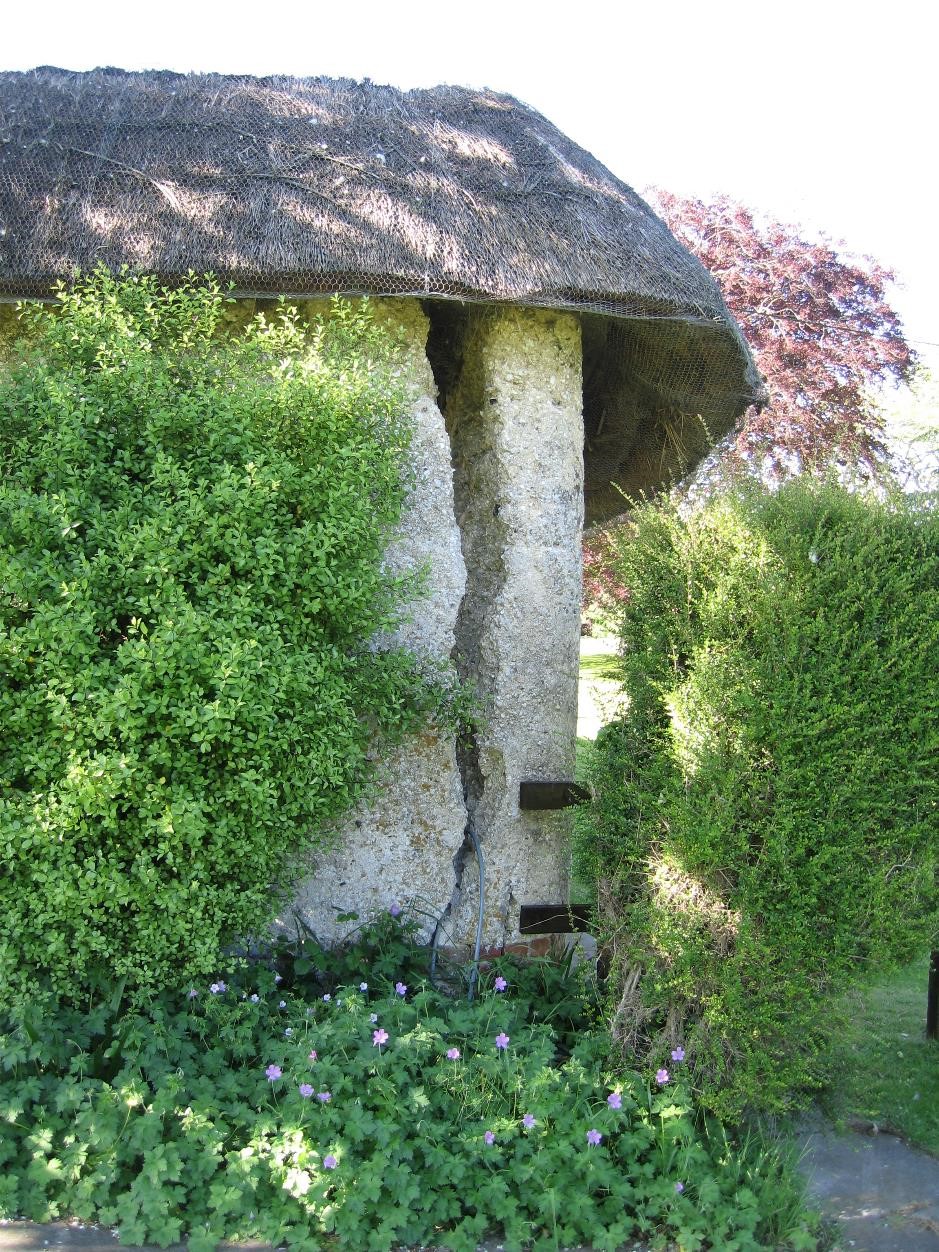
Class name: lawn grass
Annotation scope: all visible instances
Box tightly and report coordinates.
[578,649,621,682]
[568,736,598,906]
[818,952,939,1155]
[571,645,610,907]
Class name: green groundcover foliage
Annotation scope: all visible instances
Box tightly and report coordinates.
[0,270,453,1005]
[581,481,939,1121]
[0,912,822,1252]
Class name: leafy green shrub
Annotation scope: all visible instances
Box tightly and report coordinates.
[581,481,939,1120]
[0,270,451,1005]
[0,912,821,1251]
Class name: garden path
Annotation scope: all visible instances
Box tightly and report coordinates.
[794,1115,939,1250]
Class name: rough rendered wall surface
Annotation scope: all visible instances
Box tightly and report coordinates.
[444,307,584,950]
[285,299,469,942]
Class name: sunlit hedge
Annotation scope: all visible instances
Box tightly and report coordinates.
[581,481,939,1119]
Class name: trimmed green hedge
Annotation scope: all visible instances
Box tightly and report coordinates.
[0,271,449,1004]
[581,481,939,1119]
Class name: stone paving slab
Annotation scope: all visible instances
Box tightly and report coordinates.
[795,1120,939,1251]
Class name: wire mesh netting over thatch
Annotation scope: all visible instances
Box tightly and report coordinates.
[0,67,764,521]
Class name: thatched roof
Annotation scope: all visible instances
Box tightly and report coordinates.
[0,67,764,520]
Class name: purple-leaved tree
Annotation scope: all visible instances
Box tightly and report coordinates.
[653,190,917,478]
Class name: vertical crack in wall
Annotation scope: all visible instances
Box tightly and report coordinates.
[425,304,503,952]
[424,301,584,954]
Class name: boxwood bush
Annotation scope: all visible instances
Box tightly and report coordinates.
[0,271,450,1005]
[580,481,939,1120]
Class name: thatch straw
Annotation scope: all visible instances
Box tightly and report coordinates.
[0,68,764,518]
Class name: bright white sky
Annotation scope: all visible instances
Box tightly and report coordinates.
[5,0,938,378]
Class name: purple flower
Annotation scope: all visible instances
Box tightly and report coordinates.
[370,1013,379,1024]
[495,1032,510,1050]
[279,1000,287,1009]
[394,982,407,997]
[359,982,368,992]
[298,1083,314,1099]
[522,1114,536,1129]
[284,1028,293,1037]
[655,1068,670,1086]
[671,1046,685,1063]
[209,981,226,994]
[607,1091,622,1110]
[274,973,283,984]
[249,993,260,1004]
[389,903,402,917]
[373,1028,389,1047]
[586,1128,602,1146]
[446,1047,461,1060]
[187,988,199,999]
[484,1130,496,1146]
[322,994,330,1003]
[317,1091,331,1103]
[308,1049,318,1062]
[674,1181,685,1194]
[265,1064,282,1082]
[493,976,508,992]
[323,1154,337,1170]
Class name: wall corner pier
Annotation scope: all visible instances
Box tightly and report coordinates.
[442,306,584,953]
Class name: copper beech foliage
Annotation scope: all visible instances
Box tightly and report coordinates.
[653,191,917,476]
[583,194,918,620]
